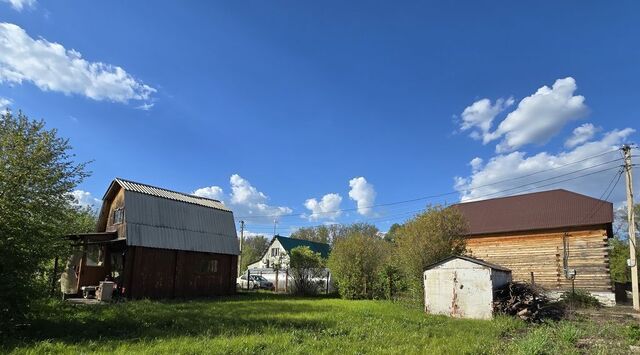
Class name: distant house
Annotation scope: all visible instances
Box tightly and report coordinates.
[64,178,239,299]
[247,235,330,270]
[244,235,332,292]
[454,189,615,305]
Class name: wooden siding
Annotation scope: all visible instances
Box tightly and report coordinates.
[466,225,611,292]
[77,253,110,291]
[96,187,126,237]
[125,246,237,299]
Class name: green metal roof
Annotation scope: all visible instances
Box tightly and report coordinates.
[274,236,330,258]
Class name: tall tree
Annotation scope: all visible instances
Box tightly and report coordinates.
[0,111,89,328]
[290,225,331,244]
[290,223,379,246]
[384,223,402,243]
[394,206,467,303]
[240,235,270,272]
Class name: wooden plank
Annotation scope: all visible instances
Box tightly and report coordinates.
[466,227,612,292]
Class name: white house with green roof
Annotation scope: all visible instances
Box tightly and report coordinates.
[247,235,330,270]
[244,235,333,292]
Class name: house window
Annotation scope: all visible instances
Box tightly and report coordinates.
[112,207,124,225]
[271,248,279,257]
[85,245,104,266]
[199,259,218,274]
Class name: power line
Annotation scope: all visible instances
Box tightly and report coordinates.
[462,159,621,202]
[579,168,624,225]
[235,150,621,220]
[235,149,622,219]
[242,164,622,232]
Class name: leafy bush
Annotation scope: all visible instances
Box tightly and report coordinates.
[288,246,325,295]
[328,229,389,299]
[374,264,405,300]
[559,290,601,308]
[0,111,90,331]
[394,205,467,303]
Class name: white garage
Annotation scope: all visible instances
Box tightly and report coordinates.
[424,255,512,320]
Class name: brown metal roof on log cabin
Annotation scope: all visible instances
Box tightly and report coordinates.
[453,189,613,236]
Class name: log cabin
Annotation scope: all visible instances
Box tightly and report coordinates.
[64,178,239,299]
[454,189,615,305]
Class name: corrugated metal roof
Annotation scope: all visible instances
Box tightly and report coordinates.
[424,255,512,272]
[126,223,239,255]
[112,178,230,212]
[454,189,613,236]
[124,190,239,255]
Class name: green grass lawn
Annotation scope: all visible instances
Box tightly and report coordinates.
[2,293,638,354]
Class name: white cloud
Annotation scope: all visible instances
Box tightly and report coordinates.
[0,96,11,107]
[0,23,155,104]
[71,190,101,209]
[136,102,154,111]
[304,193,343,221]
[240,230,269,238]
[482,77,588,153]
[349,177,376,216]
[454,128,635,202]
[192,185,225,201]
[460,97,514,139]
[0,96,10,114]
[469,157,484,173]
[1,0,35,11]
[565,123,599,148]
[193,174,292,223]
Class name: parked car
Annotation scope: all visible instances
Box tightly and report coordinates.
[237,274,275,290]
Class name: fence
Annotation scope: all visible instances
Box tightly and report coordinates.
[246,267,335,293]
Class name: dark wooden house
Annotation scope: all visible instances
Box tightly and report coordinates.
[454,189,615,305]
[65,178,239,299]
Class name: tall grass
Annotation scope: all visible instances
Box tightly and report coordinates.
[2,293,635,354]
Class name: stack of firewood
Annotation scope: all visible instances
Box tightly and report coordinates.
[493,282,564,322]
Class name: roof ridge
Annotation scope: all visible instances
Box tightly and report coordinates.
[115,177,223,203]
[276,235,330,246]
[454,188,592,206]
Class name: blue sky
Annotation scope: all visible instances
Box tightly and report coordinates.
[1,1,638,236]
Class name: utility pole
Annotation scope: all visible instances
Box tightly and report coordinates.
[622,144,639,311]
[238,220,245,277]
[273,219,278,237]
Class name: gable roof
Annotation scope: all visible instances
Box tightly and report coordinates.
[454,189,613,236]
[272,235,331,258]
[97,178,238,255]
[424,255,511,272]
[105,178,231,212]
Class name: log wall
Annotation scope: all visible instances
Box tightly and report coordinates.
[466,225,612,292]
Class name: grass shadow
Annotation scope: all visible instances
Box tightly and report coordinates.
[3,293,338,351]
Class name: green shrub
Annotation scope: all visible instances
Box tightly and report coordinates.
[289,246,325,295]
[328,230,388,299]
[394,206,467,303]
[626,324,640,345]
[559,290,601,308]
[0,111,91,331]
[374,264,405,300]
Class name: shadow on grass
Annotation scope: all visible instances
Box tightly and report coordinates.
[3,293,338,350]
